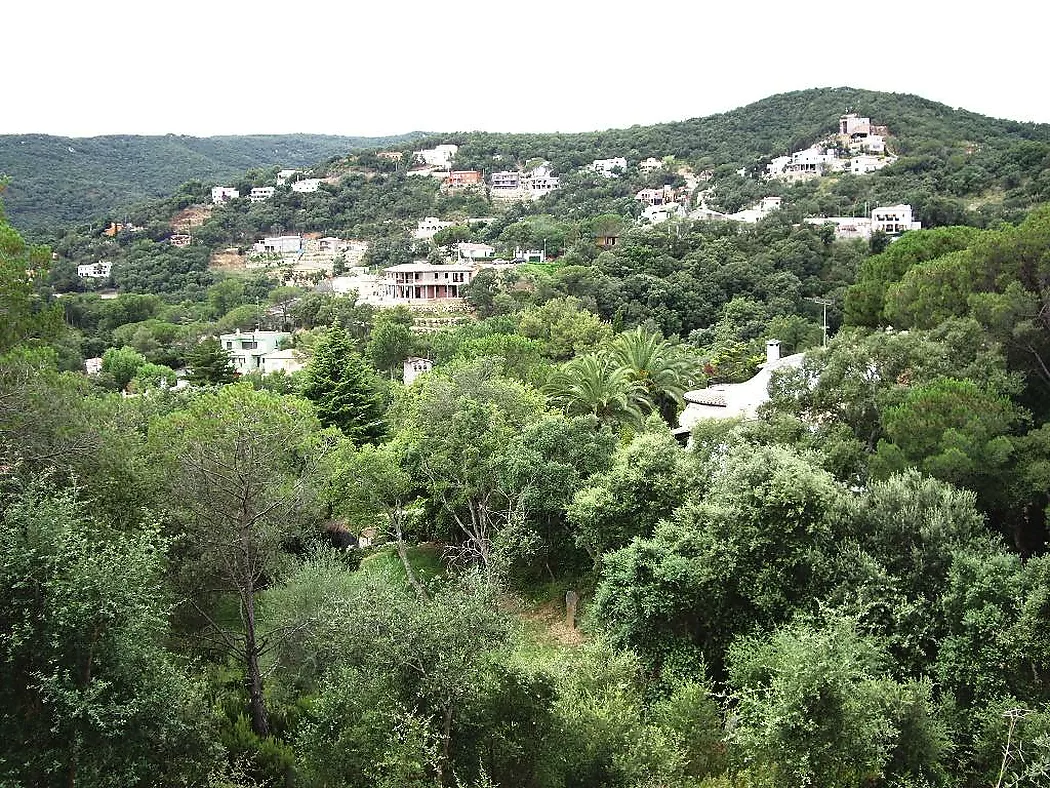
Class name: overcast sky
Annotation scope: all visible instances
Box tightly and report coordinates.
[5,0,1048,138]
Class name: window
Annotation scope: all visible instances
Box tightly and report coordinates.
[241,341,257,350]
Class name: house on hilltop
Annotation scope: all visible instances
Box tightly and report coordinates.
[211,186,240,204]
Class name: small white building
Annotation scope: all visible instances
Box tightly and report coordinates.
[691,205,730,221]
[77,261,112,279]
[85,357,103,375]
[414,144,459,168]
[523,163,559,198]
[211,186,240,204]
[331,272,387,305]
[219,330,291,374]
[728,196,782,224]
[635,186,678,206]
[276,169,300,185]
[871,204,921,236]
[641,203,687,225]
[765,155,792,178]
[259,348,305,375]
[849,154,895,174]
[839,113,872,139]
[638,157,664,174]
[780,146,837,182]
[457,242,496,261]
[679,341,805,428]
[403,357,433,386]
[592,157,627,177]
[250,187,276,202]
[413,217,454,241]
[291,178,322,193]
[804,216,873,240]
[253,235,303,254]
[514,247,546,264]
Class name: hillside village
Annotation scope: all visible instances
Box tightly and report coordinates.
[68,112,919,327]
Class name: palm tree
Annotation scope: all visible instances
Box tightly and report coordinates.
[609,326,704,423]
[543,353,646,427]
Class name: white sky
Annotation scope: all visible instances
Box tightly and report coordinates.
[5,0,1048,138]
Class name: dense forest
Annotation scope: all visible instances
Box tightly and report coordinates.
[5,89,1050,788]
[0,131,428,229]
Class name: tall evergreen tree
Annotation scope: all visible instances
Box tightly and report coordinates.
[304,323,386,445]
[186,337,235,385]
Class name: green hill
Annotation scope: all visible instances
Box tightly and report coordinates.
[434,86,1050,170]
[0,132,429,230]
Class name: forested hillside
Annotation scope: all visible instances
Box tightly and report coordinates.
[0,131,428,229]
[7,86,1050,232]
[6,87,1050,788]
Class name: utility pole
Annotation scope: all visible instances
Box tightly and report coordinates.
[807,296,833,346]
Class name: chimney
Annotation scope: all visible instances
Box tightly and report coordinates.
[766,339,781,365]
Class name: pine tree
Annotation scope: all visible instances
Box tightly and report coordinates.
[186,337,235,385]
[303,323,386,445]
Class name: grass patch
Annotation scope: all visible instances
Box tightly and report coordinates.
[358,542,447,582]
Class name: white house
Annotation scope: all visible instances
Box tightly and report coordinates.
[871,204,921,235]
[849,154,895,174]
[250,187,276,202]
[641,203,687,225]
[635,186,678,206]
[691,205,730,221]
[403,357,433,386]
[592,157,627,177]
[291,178,322,193]
[331,272,387,305]
[804,216,873,240]
[457,242,496,262]
[77,261,112,279]
[276,169,299,185]
[84,357,103,375]
[780,146,837,182]
[728,196,782,223]
[523,163,559,198]
[638,157,664,173]
[383,262,475,302]
[839,113,872,139]
[765,155,792,178]
[414,144,458,168]
[211,186,240,204]
[252,235,303,254]
[219,330,291,374]
[679,340,805,428]
[514,247,546,264]
[413,217,454,241]
[490,171,521,190]
[259,349,305,375]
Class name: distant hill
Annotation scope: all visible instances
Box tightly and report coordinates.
[0,132,429,230]
[433,87,1050,171]
[8,87,1050,234]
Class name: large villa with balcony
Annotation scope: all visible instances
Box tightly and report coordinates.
[382,262,476,302]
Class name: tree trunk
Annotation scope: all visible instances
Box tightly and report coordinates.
[242,587,271,738]
[439,704,454,786]
[392,509,428,601]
